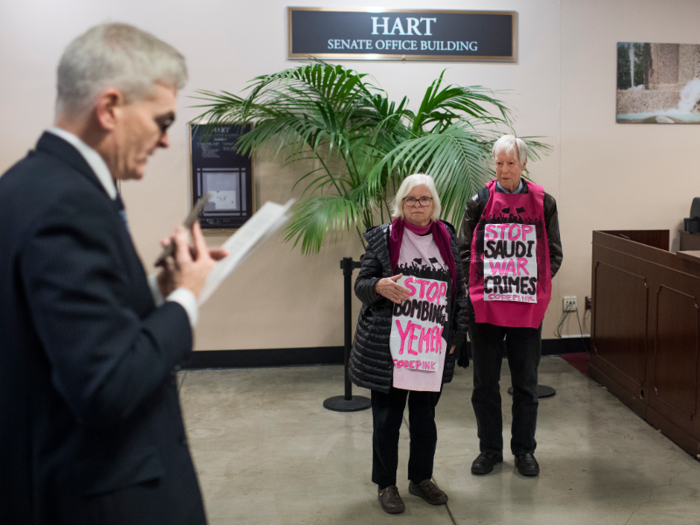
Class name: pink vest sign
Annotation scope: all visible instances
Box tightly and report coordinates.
[389,229,450,392]
[389,275,448,374]
[469,180,551,328]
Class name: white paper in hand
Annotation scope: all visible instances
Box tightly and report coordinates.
[198,199,294,305]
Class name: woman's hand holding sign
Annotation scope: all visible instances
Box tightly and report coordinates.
[376,274,411,304]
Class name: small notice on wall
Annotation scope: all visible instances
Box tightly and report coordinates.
[288,8,516,61]
[190,123,254,230]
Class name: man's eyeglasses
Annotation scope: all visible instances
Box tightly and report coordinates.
[155,112,175,135]
[403,196,433,207]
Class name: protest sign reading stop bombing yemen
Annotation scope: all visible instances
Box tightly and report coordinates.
[389,275,449,372]
[483,222,538,303]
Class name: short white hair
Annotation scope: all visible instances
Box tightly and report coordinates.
[492,135,528,165]
[56,23,188,116]
[391,174,441,221]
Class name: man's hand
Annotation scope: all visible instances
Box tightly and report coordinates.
[156,222,228,298]
[375,273,411,304]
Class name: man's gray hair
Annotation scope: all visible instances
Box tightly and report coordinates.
[56,23,187,115]
[492,135,528,165]
[391,174,442,220]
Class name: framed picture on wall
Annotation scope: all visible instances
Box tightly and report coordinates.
[616,42,700,124]
[189,123,254,230]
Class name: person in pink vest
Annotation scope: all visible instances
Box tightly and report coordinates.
[458,135,563,477]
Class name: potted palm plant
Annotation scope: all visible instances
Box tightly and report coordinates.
[193,62,550,254]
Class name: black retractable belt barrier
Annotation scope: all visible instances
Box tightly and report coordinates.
[323,257,372,412]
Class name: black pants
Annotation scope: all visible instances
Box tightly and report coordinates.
[371,387,442,488]
[469,320,542,456]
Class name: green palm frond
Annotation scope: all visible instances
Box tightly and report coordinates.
[284,195,362,255]
[515,137,554,163]
[368,124,494,223]
[192,62,551,255]
[411,70,512,134]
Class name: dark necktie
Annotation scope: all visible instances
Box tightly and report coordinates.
[114,194,130,233]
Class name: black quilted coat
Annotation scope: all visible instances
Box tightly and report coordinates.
[349,221,469,394]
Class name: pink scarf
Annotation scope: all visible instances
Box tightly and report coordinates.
[389,217,457,300]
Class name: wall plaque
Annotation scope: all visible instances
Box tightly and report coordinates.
[288,8,516,61]
[190,123,254,231]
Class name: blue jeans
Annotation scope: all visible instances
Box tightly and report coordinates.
[469,318,542,455]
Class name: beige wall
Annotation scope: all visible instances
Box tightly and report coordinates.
[559,0,700,337]
[1,0,699,351]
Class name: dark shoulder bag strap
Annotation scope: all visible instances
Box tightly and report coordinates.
[477,186,490,218]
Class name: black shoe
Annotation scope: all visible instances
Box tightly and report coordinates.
[514,454,540,476]
[409,479,448,505]
[378,485,405,514]
[471,451,503,475]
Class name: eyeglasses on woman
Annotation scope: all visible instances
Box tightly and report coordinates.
[403,196,433,207]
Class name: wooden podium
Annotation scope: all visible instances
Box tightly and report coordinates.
[591,230,700,458]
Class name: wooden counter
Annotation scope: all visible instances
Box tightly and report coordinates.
[591,230,700,458]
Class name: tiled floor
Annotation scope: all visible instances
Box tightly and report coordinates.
[179,357,700,524]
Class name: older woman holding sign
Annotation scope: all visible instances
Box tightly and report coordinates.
[458,135,563,478]
[349,174,467,514]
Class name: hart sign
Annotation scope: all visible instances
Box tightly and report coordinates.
[483,223,538,303]
[288,8,516,61]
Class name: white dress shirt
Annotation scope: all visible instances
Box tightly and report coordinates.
[46,127,199,328]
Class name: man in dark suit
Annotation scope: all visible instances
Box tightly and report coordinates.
[0,23,224,524]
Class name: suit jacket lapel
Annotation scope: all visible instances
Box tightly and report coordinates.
[35,132,149,290]
[35,132,108,198]
[35,132,129,231]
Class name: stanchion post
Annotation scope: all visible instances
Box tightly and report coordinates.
[323,257,371,412]
[343,257,353,400]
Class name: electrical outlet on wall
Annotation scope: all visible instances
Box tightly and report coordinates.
[563,296,577,312]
